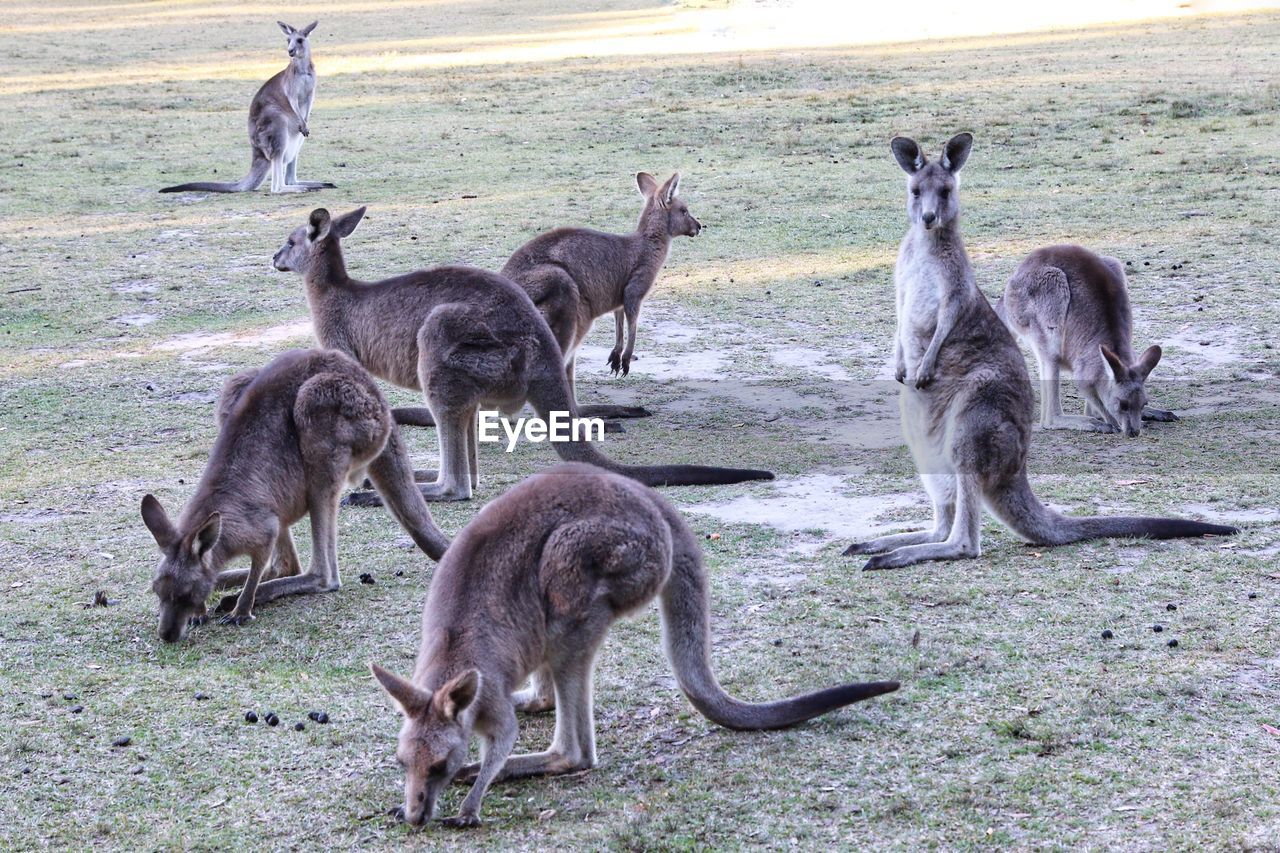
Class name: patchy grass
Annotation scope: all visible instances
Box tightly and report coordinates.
[2,1,1279,849]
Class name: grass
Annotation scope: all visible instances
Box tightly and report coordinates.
[2,1,1279,849]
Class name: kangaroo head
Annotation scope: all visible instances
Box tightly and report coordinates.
[636,172,701,238]
[273,206,366,275]
[278,21,317,61]
[140,495,220,643]
[372,663,481,826]
[890,133,972,231]
[1100,345,1161,437]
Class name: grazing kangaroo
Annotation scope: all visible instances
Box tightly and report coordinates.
[842,134,1236,570]
[997,244,1176,437]
[273,207,771,502]
[371,464,898,827]
[139,349,449,642]
[159,21,335,195]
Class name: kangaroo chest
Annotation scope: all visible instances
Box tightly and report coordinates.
[895,247,948,361]
[286,71,315,116]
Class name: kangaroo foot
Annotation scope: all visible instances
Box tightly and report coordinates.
[439,813,481,829]
[391,407,436,428]
[360,469,438,490]
[342,490,384,508]
[576,404,651,420]
[1142,407,1179,422]
[418,483,471,502]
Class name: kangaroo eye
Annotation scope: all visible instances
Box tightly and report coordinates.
[911,188,920,197]
[938,187,950,198]
[1118,402,1129,412]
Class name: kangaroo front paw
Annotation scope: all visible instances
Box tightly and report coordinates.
[439,813,482,829]
[187,613,208,628]
[219,612,254,627]
[606,349,623,375]
[342,490,384,508]
[913,364,936,389]
[1088,418,1120,434]
[452,763,480,786]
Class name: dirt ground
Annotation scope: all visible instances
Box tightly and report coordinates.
[1,1,1277,848]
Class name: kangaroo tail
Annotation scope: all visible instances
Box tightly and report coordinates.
[365,426,450,560]
[159,155,269,193]
[989,473,1238,545]
[657,511,897,730]
[528,375,773,486]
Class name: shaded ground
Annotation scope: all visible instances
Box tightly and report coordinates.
[1,1,1278,849]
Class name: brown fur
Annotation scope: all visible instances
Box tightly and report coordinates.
[273,206,773,503]
[372,463,897,826]
[139,348,448,642]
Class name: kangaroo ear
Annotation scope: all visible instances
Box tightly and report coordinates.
[941,132,973,173]
[300,21,318,36]
[192,512,221,558]
[636,172,659,198]
[660,173,681,206]
[1135,344,1162,380]
[891,137,925,174]
[309,208,331,241]
[371,663,431,716]
[278,21,295,35]
[332,206,367,238]
[433,669,481,721]
[140,495,177,550]
[1100,345,1127,383]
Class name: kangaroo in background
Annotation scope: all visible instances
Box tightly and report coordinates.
[159,21,335,195]
[272,206,772,503]
[392,172,699,429]
[139,349,449,642]
[371,464,898,827]
[843,133,1236,570]
[996,244,1176,437]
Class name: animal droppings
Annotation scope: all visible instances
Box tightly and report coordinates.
[1153,625,1164,633]
[1101,629,1114,639]
[1167,639,1179,648]
[244,711,258,723]
[359,572,375,585]
[194,692,210,701]
[308,711,330,724]
[112,736,132,748]
[265,713,280,727]
[1248,592,1258,599]
[70,705,84,713]
[1166,603,1177,611]
[294,722,305,732]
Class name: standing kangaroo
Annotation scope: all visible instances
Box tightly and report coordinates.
[997,244,1176,437]
[843,134,1236,570]
[501,171,701,418]
[371,463,898,827]
[271,207,772,503]
[159,21,335,195]
[139,349,449,642]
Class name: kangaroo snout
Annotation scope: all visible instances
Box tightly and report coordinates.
[689,219,703,236]
[921,211,938,228]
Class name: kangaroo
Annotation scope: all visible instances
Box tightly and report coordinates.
[371,463,898,827]
[159,21,335,195]
[271,206,773,503]
[842,134,1236,570]
[139,348,449,642]
[996,244,1176,437]
[392,172,699,429]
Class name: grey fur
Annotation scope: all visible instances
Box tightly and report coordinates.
[997,244,1175,436]
[272,207,773,503]
[842,134,1236,570]
[138,349,449,642]
[159,21,335,194]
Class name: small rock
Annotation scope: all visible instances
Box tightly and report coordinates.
[1248,592,1258,599]
[1167,639,1179,648]
[265,712,280,727]
[294,722,305,732]
[1101,629,1114,640]
[70,705,84,713]
[194,692,210,701]
[63,693,77,701]
[772,639,783,647]
[131,766,144,775]
[394,570,404,577]
[1166,603,1177,611]
[1153,625,1164,633]
[244,711,259,724]
[112,736,132,748]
